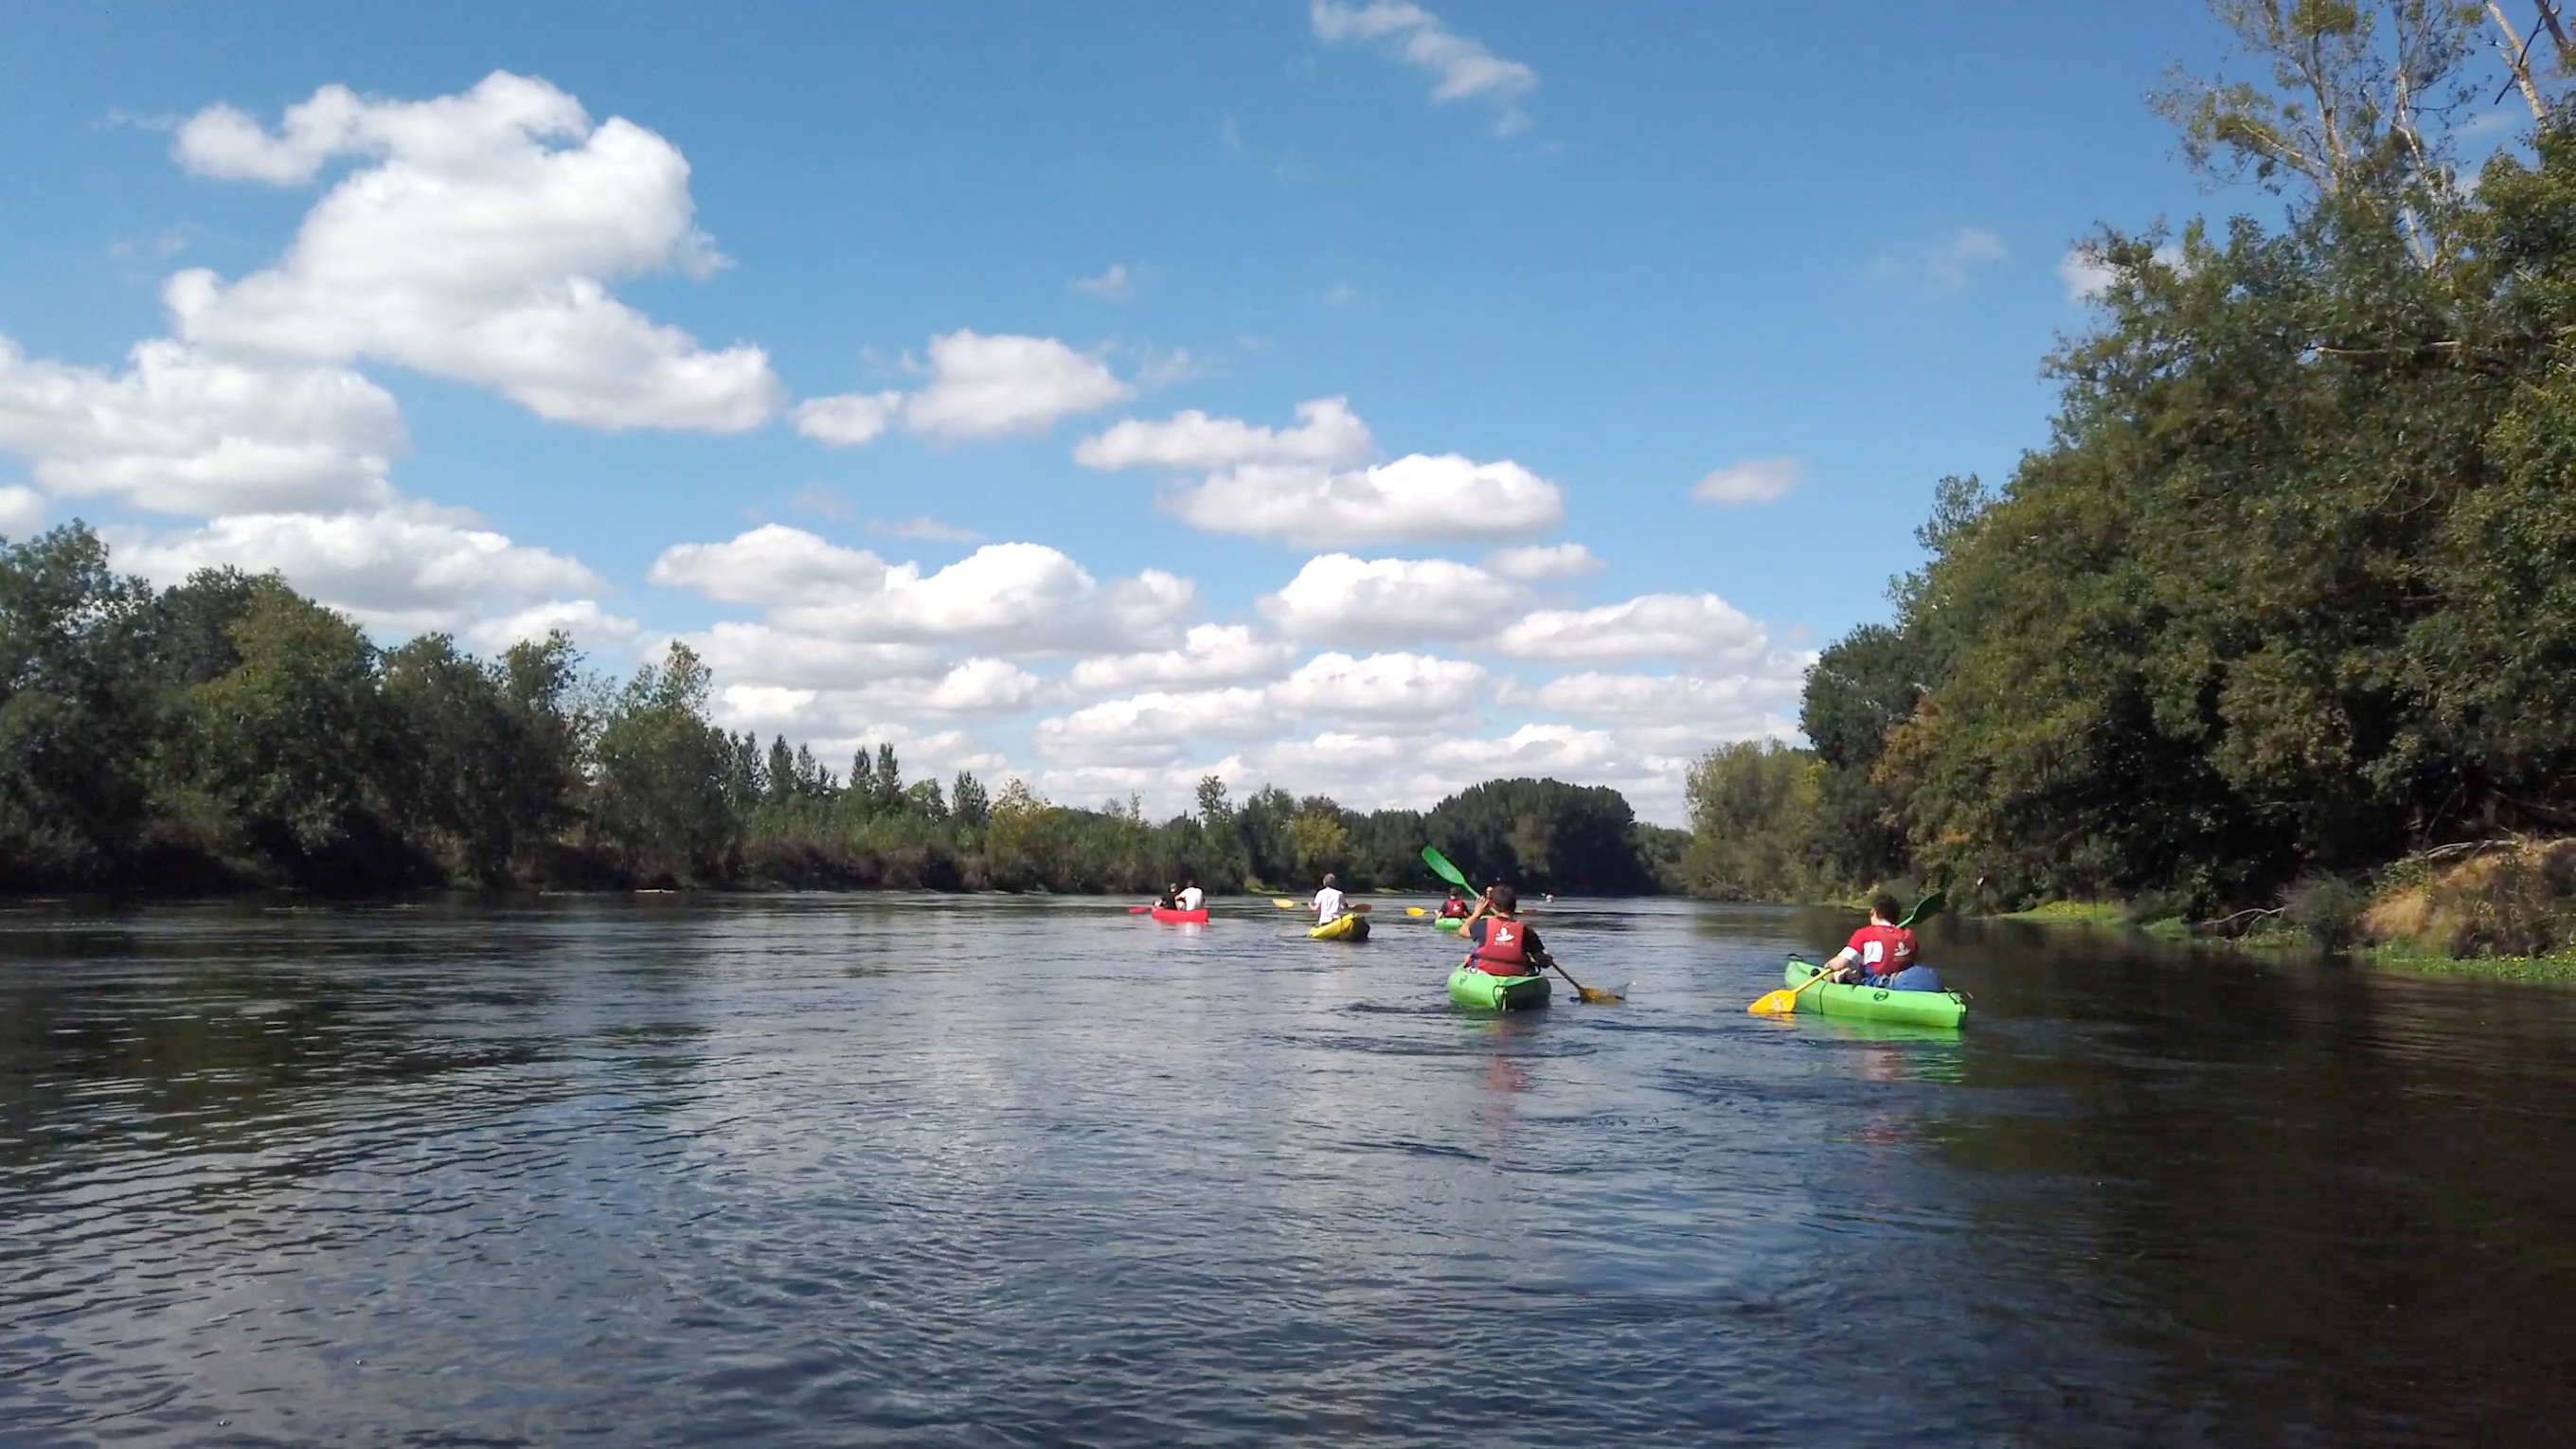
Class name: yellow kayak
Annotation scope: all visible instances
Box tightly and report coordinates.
[1309,913,1370,942]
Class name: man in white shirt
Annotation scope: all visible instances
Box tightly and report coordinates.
[1175,877,1205,912]
[1312,873,1348,924]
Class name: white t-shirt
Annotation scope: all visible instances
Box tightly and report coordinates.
[1175,886,1204,911]
[1312,886,1348,923]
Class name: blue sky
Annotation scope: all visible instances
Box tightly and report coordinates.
[0,2,2259,821]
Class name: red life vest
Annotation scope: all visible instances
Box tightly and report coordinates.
[1470,918,1531,975]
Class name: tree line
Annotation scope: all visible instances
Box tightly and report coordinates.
[1685,3,2576,919]
[0,524,1679,896]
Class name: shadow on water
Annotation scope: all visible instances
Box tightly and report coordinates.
[2,894,2573,1445]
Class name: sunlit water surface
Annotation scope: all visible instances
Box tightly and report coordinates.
[5,896,2574,1447]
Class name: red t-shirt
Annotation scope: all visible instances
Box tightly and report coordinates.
[1844,924,1917,975]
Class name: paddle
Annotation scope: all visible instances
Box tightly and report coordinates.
[1129,905,1153,913]
[1747,889,1947,1013]
[1273,898,1370,912]
[1422,846,1618,1003]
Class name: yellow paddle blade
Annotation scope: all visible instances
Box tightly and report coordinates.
[1404,906,1427,916]
[1271,898,1299,908]
[1576,984,1622,1004]
[1747,988,1801,1014]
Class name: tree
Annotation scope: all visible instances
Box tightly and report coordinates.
[587,643,736,884]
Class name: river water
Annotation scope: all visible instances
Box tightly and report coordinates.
[3,895,2572,1447]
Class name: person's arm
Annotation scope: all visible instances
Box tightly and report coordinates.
[1456,891,1491,937]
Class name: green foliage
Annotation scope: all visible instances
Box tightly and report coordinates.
[1683,741,1828,901]
[0,526,1679,898]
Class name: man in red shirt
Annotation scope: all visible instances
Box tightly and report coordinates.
[1456,884,1546,975]
[1825,893,1941,991]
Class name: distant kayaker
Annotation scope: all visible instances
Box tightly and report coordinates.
[1456,884,1546,975]
[1438,886,1470,918]
[1312,873,1350,925]
[1175,877,1205,912]
[1824,893,1940,991]
[1152,883,1180,910]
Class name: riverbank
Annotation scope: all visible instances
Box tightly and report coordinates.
[1991,838,2576,981]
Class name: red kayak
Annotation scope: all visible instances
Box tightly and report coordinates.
[1149,906,1208,924]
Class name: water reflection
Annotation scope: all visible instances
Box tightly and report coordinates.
[2,897,2573,1445]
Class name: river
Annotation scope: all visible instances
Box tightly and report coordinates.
[3,895,2571,1446]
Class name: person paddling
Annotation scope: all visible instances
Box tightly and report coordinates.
[1824,893,1941,991]
[1175,876,1204,912]
[1151,882,1180,911]
[1312,873,1350,926]
[1456,884,1546,976]
[1438,886,1470,919]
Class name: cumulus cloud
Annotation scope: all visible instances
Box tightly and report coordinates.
[1269,650,1486,724]
[1075,396,1372,473]
[1482,541,1601,581]
[1078,397,1560,546]
[1036,687,1279,767]
[109,502,603,637]
[795,331,1135,446]
[868,515,983,545]
[166,72,782,433]
[0,485,42,537]
[1311,1,1539,136]
[786,391,901,446]
[683,621,944,689]
[1691,456,1801,508]
[1260,553,1526,646]
[467,598,641,654]
[652,526,1194,655]
[1068,623,1296,693]
[1172,453,1563,546]
[1494,591,1774,668]
[0,337,402,515]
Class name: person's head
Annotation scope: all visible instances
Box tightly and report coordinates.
[1870,891,1902,925]
[1183,876,1196,888]
[1487,884,1519,914]
[1322,872,1339,888]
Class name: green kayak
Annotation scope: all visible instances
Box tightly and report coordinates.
[1448,964,1550,1011]
[1781,957,1966,1028]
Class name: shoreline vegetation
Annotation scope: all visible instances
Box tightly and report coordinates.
[1673,9,2576,983]
[0,527,1684,900]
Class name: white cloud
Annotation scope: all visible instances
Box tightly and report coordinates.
[1691,456,1801,508]
[167,73,782,433]
[1079,397,1559,546]
[467,598,640,654]
[684,621,944,688]
[1925,227,2007,294]
[110,502,601,637]
[1036,687,1279,766]
[0,485,42,537]
[647,523,888,605]
[1071,263,1136,300]
[1529,670,1807,747]
[1312,1,1539,135]
[1270,650,1485,724]
[796,331,1136,446]
[653,527,1194,655]
[0,337,402,515]
[1075,396,1371,473]
[1494,592,1773,668]
[2059,241,2185,302]
[786,391,901,446]
[2058,248,2119,302]
[1068,623,1296,693]
[1482,542,1601,581]
[898,331,1134,440]
[1260,553,1526,646]
[1169,452,1564,546]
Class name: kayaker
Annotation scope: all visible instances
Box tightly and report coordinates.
[1175,877,1205,912]
[1151,883,1180,910]
[1456,884,1546,975]
[1825,893,1941,991]
[1438,886,1469,919]
[1312,873,1350,925]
